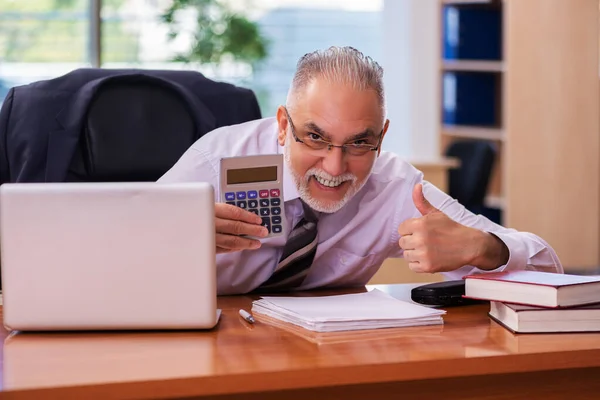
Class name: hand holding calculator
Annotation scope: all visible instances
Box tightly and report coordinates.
[223,188,284,234]
[219,155,288,241]
[213,204,268,253]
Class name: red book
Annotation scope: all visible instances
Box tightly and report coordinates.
[464,270,600,308]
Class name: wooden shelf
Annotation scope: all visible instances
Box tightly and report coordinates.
[442,0,496,4]
[403,156,460,169]
[442,60,504,72]
[442,125,505,141]
[484,195,505,210]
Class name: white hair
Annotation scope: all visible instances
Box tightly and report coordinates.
[286,46,386,119]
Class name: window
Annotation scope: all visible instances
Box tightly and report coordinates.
[0,0,91,105]
[0,0,383,114]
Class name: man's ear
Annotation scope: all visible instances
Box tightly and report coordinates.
[377,119,390,156]
[276,106,289,146]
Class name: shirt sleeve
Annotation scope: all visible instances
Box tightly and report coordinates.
[157,147,219,194]
[421,179,564,277]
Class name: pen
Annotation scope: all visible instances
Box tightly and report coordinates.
[239,309,255,324]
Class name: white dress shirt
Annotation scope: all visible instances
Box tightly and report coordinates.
[159,117,563,295]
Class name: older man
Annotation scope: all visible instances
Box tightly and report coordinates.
[159,46,562,295]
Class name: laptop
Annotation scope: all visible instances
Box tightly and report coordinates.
[0,182,219,331]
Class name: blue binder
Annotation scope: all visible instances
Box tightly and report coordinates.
[443,72,497,126]
[443,6,502,60]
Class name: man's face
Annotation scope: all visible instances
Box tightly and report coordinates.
[277,78,388,213]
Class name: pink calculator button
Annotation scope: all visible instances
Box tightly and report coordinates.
[259,190,269,198]
[270,189,280,197]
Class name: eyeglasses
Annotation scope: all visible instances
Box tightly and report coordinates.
[283,107,382,157]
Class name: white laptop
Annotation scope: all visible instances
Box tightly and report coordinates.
[0,181,220,331]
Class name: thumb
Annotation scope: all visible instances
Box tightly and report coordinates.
[412,183,437,215]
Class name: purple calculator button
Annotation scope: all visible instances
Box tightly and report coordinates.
[236,192,246,200]
[225,192,235,201]
[248,191,258,199]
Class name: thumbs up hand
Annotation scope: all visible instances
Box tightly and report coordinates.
[398,183,505,273]
[412,182,438,216]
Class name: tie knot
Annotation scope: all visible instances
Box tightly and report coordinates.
[300,200,319,223]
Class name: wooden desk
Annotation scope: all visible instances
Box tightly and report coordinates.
[1,284,600,399]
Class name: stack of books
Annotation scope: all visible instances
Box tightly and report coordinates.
[464,270,600,333]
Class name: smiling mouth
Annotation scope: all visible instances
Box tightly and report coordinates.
[313,175,346,188]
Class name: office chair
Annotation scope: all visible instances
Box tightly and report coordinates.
[68,76,204,182]
[0,68,262,184]
[444,139,498,219]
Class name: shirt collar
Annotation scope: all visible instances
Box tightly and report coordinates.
[278,142,301,202]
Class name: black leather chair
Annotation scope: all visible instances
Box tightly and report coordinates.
[0,68,262,184]
[444,139,498,221]
[68,75,207,182]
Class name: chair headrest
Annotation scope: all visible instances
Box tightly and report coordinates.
[76,77,199,181]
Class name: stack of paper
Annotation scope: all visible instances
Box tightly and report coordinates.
[255,313,445,345]
[251,289,446,333]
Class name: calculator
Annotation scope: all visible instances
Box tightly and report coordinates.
[219,154,287,238]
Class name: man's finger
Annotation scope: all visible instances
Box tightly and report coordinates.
[398,235,418,250]
[404,248,426,262]
[403,250,414,262]
[215,203,263,225]
[408,261,423,273]
[216,233,262,251]
[216,246,238,254]
[216,218,269,237]
[412,183,438,216]
[398,217,421,236]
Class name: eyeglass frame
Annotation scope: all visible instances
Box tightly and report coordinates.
[283,106,383,156]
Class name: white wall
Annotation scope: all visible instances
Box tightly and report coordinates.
[381,0,439,159]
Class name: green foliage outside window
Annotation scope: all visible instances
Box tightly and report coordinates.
[0,0,269,68]
[161,0,269,70]
[0,0,139,63]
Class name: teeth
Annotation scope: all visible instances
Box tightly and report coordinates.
[315,175,343,188]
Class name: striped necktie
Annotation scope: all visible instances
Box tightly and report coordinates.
[258,200,319,291]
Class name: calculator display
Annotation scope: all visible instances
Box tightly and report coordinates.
[227,166,277,185]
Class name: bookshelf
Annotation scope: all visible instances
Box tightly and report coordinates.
[442,0,496,4]
[440,0,504,224]
[438,0,600,270]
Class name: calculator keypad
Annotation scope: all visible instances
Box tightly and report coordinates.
[225,189,283,234]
